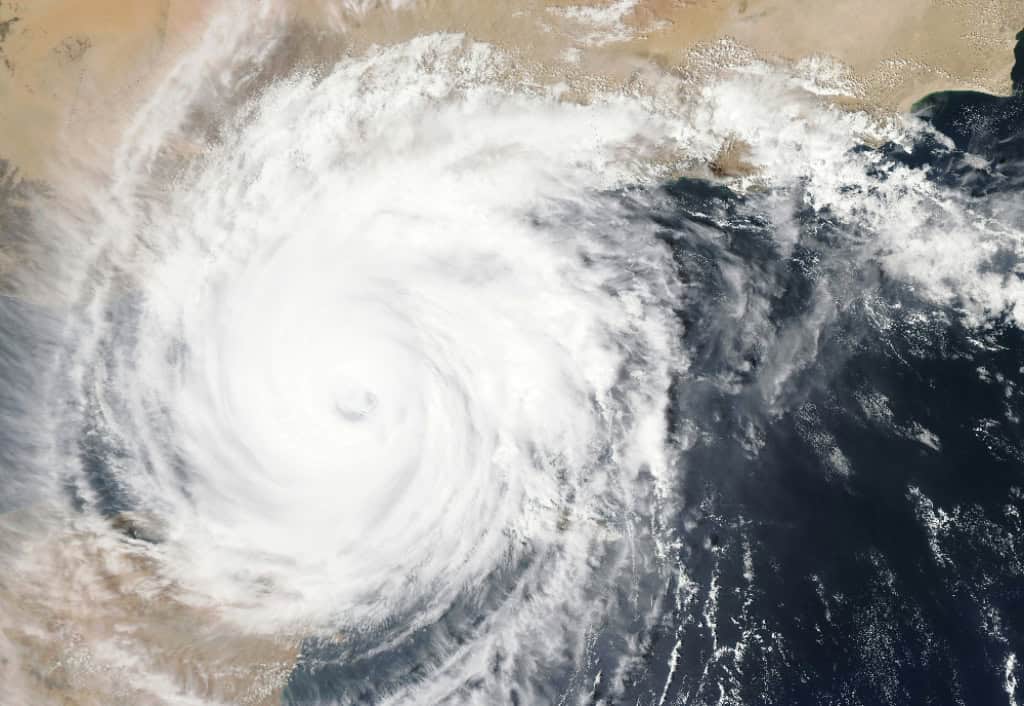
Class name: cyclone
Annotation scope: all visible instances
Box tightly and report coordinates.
[32,20,687,704]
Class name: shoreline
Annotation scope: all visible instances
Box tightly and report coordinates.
[0,0,1021,183]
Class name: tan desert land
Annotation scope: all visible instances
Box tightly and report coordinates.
[0,0,1022,182]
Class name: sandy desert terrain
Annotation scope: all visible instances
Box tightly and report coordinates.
[0,0,1022,181]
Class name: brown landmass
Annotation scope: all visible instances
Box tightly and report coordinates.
[0,511,302,706]
[1,0,1021,183]
[0,0,212,179]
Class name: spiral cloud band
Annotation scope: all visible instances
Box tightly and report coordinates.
[41,27,688,701]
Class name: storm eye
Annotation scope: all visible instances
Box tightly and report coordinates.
[332,383,378,422]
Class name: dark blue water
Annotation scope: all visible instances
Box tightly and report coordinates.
[616,40,1024,705]
[643,201,1023,705]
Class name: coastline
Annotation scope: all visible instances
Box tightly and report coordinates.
[0,0,1022,184]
